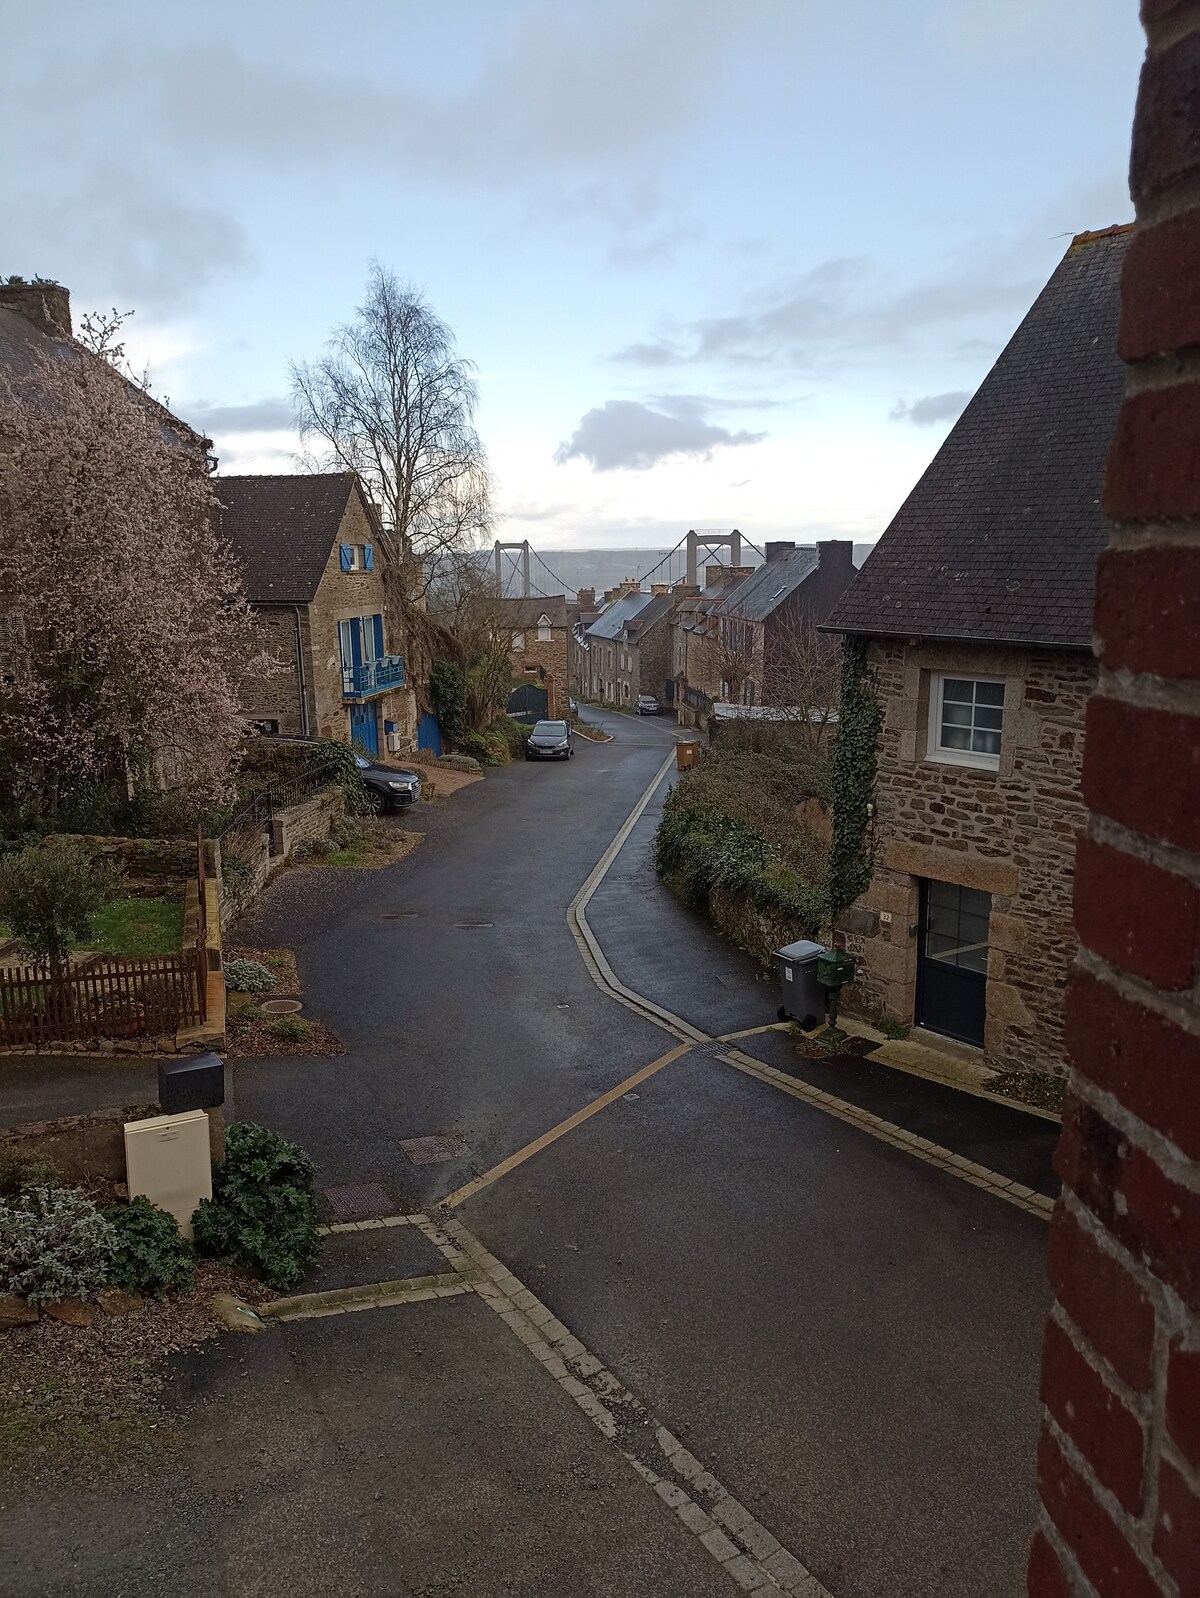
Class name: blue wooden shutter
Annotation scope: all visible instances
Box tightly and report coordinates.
[363,544,375,571]
[339,544,353,572]
[372,614,385,658]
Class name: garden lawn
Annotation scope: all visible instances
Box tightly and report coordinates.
[83,897,183,956]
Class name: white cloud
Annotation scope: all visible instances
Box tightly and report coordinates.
[554,397,766,472]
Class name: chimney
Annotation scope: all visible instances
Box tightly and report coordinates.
[817,539,854,568]
[671,582,700,596]
[576,587,596,610]
[651,583,669,596]
[0,280,72,340]
[764,541,796,562]
[619,577,641,596]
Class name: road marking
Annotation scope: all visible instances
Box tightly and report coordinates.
[717,1022,793,1042]
[432,1213,832,1595]
[566,748,1056,1224]
[443,1042,694,1209]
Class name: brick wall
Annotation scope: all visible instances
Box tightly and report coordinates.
[1030,5,1200,1592]
[842,638,1095,1076]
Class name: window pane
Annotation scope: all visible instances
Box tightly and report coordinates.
[942,703,973,727]
[958,945,988,974]
[975,705,1004,730]
[942,679,975,703]
[941,725,971,750]
[926,932,958,962]
[976,681,1005,707]
[972,728,1002,755]
[961,888,991,917]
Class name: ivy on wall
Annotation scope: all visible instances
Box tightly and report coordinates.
[827,637,881,917]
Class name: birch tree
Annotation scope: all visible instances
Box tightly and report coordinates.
[290,264,493,597]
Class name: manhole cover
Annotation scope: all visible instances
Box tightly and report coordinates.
[400,1135,472,1166]
[260,998,303,1015]
[452,920,493,929]
[382,910,420,920]
[322,1182,392,1219]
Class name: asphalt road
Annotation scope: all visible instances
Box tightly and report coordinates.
[2,709,1053,1596]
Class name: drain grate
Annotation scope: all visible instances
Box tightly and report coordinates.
[322,1182,393,1219]
[260,998,303,1015]
[400,1135,472,1166]
[381,910,420,920]
[452,920,493,929]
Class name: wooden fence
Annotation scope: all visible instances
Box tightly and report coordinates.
[0,831,209,1047]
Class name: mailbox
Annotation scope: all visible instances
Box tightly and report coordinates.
[816,949,856,989]
[158,1053,224,1115]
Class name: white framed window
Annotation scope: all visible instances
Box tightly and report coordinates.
[537,614,552,642]
[513,631,526,651]
[927,674,1005,769]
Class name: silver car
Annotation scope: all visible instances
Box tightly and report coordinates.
[525,719,574,760]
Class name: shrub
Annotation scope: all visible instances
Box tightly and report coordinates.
[457,730,505,766]
[224,957,275,994]
[106,1196,195,1296]
[430,660,467,746]
[492,716,531,758]
[192,1122,320,1290]
[266,1014,311,1042]
[0,1186,115,1304]
[330,816,368,850]
[290,835,335,861]
[0,840,125,967]
[0,1146,60,1197]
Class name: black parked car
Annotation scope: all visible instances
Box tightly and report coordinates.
[525,720,574,760]
[354,753,422,811]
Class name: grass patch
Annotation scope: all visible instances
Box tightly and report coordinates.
[84,898,183,956]
[987,1069,1066,1114]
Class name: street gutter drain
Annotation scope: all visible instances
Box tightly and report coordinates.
[322,1182,393,1219]
[400,1135,473,1165]
[382,911,420,919]
[259,998,303,1015]
[453,920,493,929]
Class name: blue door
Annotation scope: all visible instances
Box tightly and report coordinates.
[417,712,442,757]
[349,700,379,758]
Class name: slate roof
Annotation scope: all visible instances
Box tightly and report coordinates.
[623,592,675,636]
[493,595,569,629]
[721,546,820,622]
[585,590,656,641]
[217,473,367,604]
[825,226,1132,649]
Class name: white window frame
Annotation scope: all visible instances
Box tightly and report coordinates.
[926,672,1005,771]
[346,545,362,571]
[513,631,526,652]
[537,615,552,642]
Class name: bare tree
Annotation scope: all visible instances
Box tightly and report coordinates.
[761,609,842,752]
[290,264,493,598]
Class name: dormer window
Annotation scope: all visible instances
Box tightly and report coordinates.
[537,614,552,642]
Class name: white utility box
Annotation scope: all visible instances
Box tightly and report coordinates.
[124,1109,212,1239]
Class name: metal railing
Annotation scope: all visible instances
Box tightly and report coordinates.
[342,655,406,697]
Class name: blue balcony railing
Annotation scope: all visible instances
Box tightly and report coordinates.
[342,655,406,698]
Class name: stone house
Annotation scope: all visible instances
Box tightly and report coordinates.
[577,587,669,708]
[494,594,569,717]
[824,226,1132,1076]
[218,472,417,758]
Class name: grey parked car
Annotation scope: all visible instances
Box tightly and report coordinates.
[525,719,574,760]
[354,753,421,811]
[635,694,662,715]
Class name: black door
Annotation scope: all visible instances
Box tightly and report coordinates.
[915,879,990,1047]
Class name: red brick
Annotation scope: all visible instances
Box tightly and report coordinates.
[1037,1429,1163,1598]
[1154,1458,1200,1592]
[1066,971,1200,1160]
[1105,383,1200,521]
[1057,1096,1200,1315]
[1120,214,1200,361]
[1027,1529,1074,1598]
[1130,32,1200,205]
[1083,696,1200,853]
[1074,838,1199,989]
[1167,1342,1200,1467]
[1041,1317,1148,1512]
[1047,1204,1157,1392]
[1095,547,1200,680]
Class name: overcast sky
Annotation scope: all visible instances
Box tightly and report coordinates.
[1,0,1142,553]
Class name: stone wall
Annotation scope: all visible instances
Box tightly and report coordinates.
[840,638,1096,1077]
[511,627,569,717]
[216,786,344,929]
[48,834,195,897]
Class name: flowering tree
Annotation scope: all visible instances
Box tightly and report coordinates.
[0,342,258,821]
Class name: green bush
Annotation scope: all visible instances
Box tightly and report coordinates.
[192,1122,320,1290]
[0,840,125,967]
[0,1147,59,1198]
[106,1197,195,1297]
[224,957,275,994]
[330,816,368,850]
[266,1014,311,1042]
[491,716,531,758]
[0,1186,115,1304]
[430,660,467,747]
